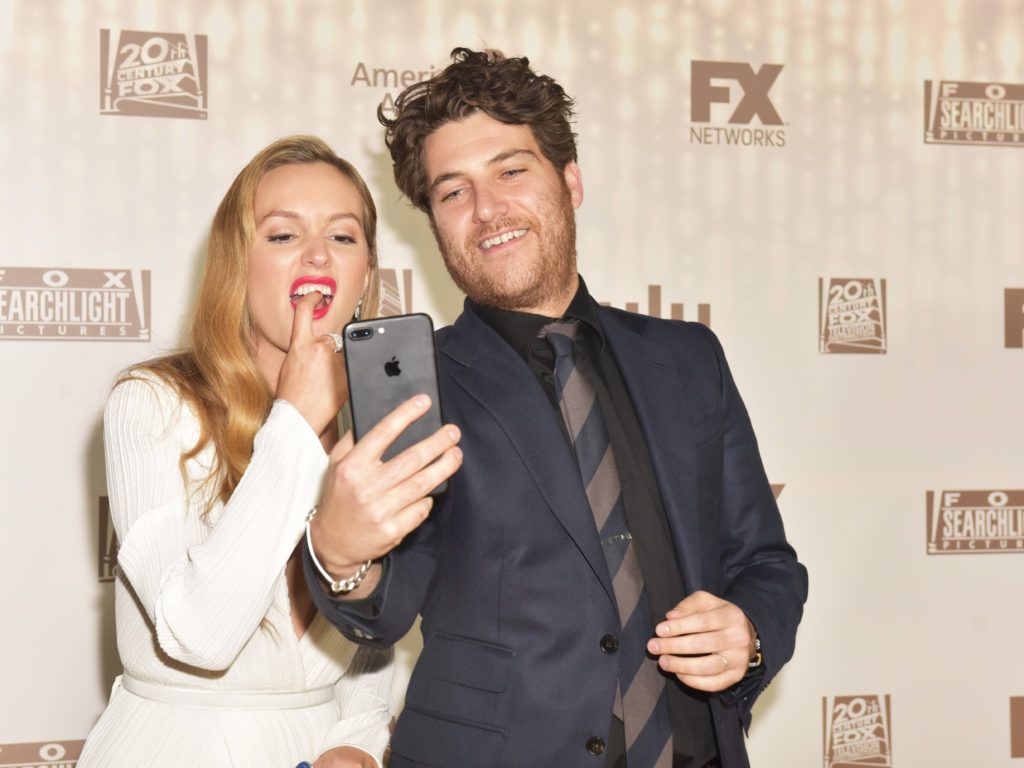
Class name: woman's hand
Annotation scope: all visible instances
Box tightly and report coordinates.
[277,292,348,436]
[309,394,462,581]
[308,745,378,768]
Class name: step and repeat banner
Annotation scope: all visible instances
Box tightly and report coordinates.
[1,1,1022,766]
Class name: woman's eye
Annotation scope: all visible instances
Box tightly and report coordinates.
[331,234,357,244]
[267,233,294,243]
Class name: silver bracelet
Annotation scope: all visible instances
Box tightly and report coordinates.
[305,507,372,594]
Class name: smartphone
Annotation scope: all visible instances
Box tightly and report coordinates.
[343,313,447,493]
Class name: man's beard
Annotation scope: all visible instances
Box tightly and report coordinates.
[432,181,577,313]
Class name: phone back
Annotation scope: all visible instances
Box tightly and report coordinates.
[343,313,444,473]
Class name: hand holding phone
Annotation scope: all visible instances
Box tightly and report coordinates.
[306,314,462,583]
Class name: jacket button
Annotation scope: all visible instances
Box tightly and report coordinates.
[586,736,606,755]
[600,634,619,653]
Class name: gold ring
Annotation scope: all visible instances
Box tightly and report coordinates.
[718,653,728,670]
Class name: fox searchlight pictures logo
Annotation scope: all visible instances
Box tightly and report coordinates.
[101,29,207,119]
[0,267,150,341]
[926,490,1024,554]
[0,740,84,768]
[924,79,1024,146]
[690,60,786,147]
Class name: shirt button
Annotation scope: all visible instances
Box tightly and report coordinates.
[586,736,606,755]
[599,634,619,653]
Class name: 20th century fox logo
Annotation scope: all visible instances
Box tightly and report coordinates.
[822,695,893,768]
[690,61,785,147]
[924,80,1024,146]
[101,29,207,119]
[926,490,1024,554]
[818,278,887,354]
[0,268,150,341]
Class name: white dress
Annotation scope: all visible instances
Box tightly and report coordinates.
[79,374,392,767]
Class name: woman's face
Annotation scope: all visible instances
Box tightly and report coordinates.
[247,161,370,372]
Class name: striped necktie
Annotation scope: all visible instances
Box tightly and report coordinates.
[542,321,673,768]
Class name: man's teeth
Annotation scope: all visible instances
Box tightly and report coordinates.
[291,284,334,300]
[480,229,527,251]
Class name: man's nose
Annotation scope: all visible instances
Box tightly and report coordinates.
[473,182,509,223]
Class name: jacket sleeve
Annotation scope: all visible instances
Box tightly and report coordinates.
[696,327,809,726]
[106,374,328,670]
[315,645,395,767]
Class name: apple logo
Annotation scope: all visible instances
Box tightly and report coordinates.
[384,356,401,377]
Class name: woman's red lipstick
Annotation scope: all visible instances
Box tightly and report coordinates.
[289,276,337,320]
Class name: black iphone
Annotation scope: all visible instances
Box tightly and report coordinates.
[343,313,447,493]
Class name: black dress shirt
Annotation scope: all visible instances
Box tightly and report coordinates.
[470,277,717,768]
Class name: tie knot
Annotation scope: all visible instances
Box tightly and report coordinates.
[541,321,578,359]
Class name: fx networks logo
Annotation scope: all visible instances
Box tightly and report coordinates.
[1007,288,1024,348]
[924,80,1024,147]
[101,29,207,119]
[378,268,414,317]
[926,490,1024,554]
[1011,697,1024,758]
[690,60,785,148]
[98,496,118,582]
[602,285,711,327]
[350,62,438,119]
[818,278,887,354]
[0,268,150,341]
[822,695,893,768]
[0,740,84,767]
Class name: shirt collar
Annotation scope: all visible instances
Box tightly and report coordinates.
[468,275,606,362]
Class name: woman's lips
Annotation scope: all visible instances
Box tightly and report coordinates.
[289,276,337,320]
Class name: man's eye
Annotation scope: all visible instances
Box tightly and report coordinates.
[502,168,525,179]
[267,233,294,243]
[440,188,463,203]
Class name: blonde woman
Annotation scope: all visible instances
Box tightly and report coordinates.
[80,136,462,768]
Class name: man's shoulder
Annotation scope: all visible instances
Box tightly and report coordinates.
[597,304,719,351]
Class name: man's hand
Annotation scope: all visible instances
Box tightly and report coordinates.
[311,745,377,768]
[646,590,757,692]
[309,394,462,590]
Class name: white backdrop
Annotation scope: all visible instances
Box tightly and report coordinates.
[2,1,1023,766]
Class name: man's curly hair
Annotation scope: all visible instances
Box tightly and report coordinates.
[379,47,578,212]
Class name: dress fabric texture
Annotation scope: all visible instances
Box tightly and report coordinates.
[79,374,392,768]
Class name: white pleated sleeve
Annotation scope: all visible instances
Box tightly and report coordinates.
[104,374,328,670]
[316,645,394,767]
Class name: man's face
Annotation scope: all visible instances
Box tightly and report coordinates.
[423,111,583,315]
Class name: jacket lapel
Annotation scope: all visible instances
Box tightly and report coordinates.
[441,306,616,606]
[599,310,703,592]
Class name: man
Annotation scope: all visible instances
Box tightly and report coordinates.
[304,48,807,768]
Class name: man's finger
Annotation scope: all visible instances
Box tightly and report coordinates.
[377,424,461,488]
[657,651,734,679]
[350,395,433,462]
[665,590,722,619]
[648,629,729,657]
[290,291,319,346]
[385,445,463,510]
[329,429,355,462]
[655,606,730,638]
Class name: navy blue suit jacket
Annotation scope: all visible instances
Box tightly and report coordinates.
[311,301,808,768]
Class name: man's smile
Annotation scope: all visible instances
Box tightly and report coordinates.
[478,228,529,252]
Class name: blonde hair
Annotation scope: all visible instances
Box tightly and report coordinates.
[125,136,380,511]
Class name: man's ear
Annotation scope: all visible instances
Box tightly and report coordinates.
[563,162,584,209]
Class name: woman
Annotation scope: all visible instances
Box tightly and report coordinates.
[80,136,462,767]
